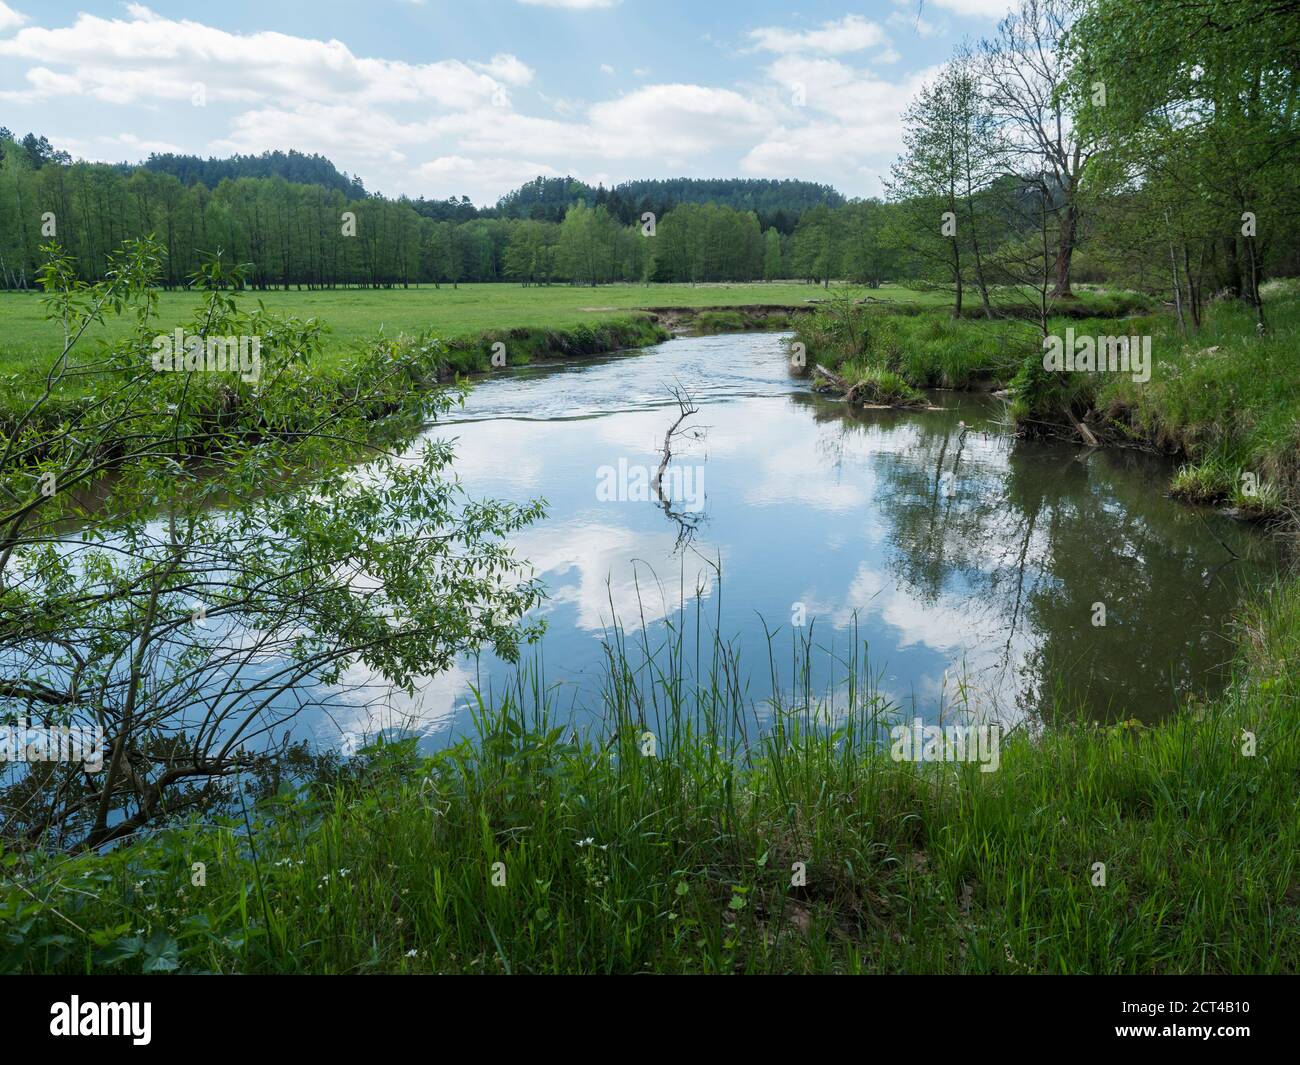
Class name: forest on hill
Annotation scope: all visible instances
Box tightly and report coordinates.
[0,133,848,289]
[140,149,369,199]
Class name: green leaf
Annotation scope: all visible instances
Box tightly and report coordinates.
[93,935,144,967]
[141,930,180,973]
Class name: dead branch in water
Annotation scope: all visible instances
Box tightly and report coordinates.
[1064,407,1100,447]
[654,384,700,499]
[813,363,864,404]
[652,384,704,552]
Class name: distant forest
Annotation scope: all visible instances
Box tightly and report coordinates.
[142,150,369,200]
[494,175,844,232]
[0,132,853,288]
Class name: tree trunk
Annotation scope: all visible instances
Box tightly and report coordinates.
[1053,201,1076,297]
[1222,235,1241,297]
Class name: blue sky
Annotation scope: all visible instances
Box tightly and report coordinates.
[0,0,1016,205]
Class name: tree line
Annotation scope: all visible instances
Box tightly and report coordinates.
[2,0,1296,303]
[0,133,850,289]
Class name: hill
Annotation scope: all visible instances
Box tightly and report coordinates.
[141,149,368,197]
[495,175,845,231]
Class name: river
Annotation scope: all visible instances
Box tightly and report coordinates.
[311,330,1279,752]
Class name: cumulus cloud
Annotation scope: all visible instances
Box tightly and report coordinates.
[0,1,26,33]
[417,155,565,202]
[0,5,943,202]
[586,84,771,160]
[738,56,941,193]
[747,14,887,55]
[0,7,506,107]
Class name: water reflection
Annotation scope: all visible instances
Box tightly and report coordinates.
[327,332,1276,749]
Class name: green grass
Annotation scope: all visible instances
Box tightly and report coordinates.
[1099,296,1300,512]
[4,570,1298,975]
[795,300,1157,389]
[0,281,921,378]
[832,362,928,407]
[1012,292,1300,519]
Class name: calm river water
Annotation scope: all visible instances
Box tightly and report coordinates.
[309,330,1278,753]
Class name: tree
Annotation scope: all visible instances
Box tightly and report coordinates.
[886,60,1000,315]
[762,227,783,280]
[838,200,902,289]
[791,205,838,287]
[982,0,1094,296]
[504,219,556,285]
[558,202,620,286]
[1069,0,1300,328]
[429,221,464,288]
[0,243,544,851]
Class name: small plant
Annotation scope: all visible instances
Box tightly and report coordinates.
[839,363,927,407]
[1170,461,1231,504]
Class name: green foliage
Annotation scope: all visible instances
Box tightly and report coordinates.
[1008,349,1094,430]
[142,148,367,197]
[5,571,1299,974]
[495,174,843,224]
[793,299,1130,390]
[1095,293,1300,514]
[837,363,927,407]
[0,240,547,850]
[649,203,765,283]
[1170,461,1233,505]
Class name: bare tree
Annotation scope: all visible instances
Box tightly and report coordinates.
[982,0,1094,297]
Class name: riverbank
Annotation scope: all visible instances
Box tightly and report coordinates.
[6,565,1297,975]
[0,280,901,379]
[794,285,1300,520]
[0,282,828,438]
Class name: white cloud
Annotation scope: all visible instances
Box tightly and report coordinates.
[0,2,27,33]
[417,155,564,202]
[741,60,940,196]
[747,15,887,56]
[98,131,189,156]
[586,84,771,159]
[471,53,534,86]
[0,8,505,107]
[930,0,1017,17]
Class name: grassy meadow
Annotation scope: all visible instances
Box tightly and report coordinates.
[0,280,937,377]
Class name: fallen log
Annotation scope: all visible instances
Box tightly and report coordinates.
[1064,407,1100,447]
